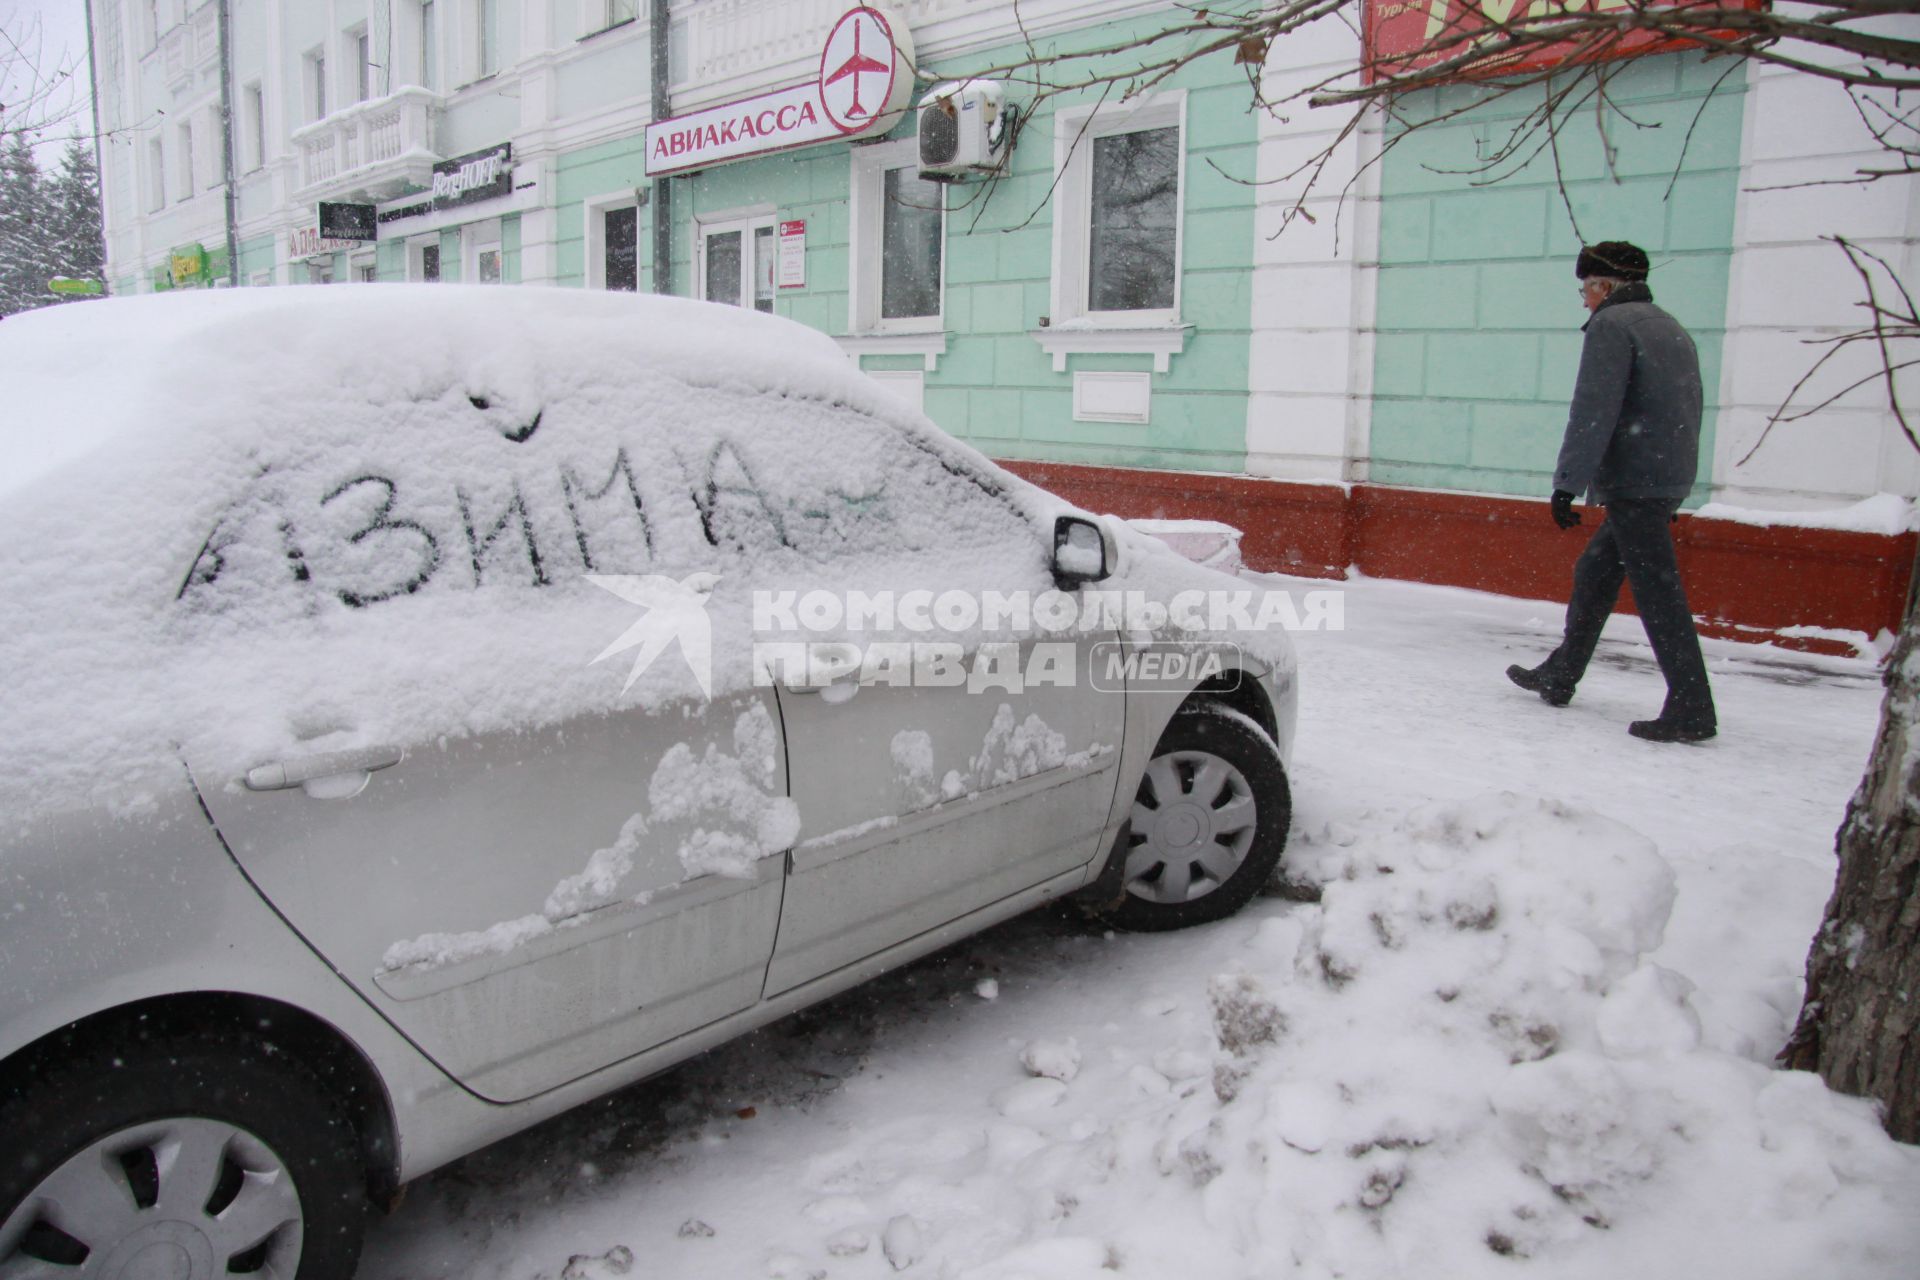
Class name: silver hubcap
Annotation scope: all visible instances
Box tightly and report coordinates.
[1124,748,1258,904]
[0,1119,303,1280]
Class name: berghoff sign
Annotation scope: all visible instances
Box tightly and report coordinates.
[644,4,916,177]
[433,144,513,210]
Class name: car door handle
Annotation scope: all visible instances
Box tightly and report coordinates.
[779,641,863,695]
[244,745,404,792]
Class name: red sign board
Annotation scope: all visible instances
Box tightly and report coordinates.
[1364,0,1762,85]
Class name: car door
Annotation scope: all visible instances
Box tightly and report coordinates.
[690,407,1127,996]
[176,389,797,1105]
[190,691,787,1104]
[766,637,1125,995]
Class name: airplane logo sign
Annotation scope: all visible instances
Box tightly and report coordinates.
[645,3,915,177]
[818,7,901,134]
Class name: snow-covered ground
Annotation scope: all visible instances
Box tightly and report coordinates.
[357,574,1920,1280]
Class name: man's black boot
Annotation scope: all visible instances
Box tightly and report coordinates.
[1627,715,1716,743]
[1506,662,1573,707]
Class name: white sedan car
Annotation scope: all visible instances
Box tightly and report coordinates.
[0,288,1296,1280]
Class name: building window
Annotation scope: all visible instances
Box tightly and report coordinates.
[849,138,943,333]
[699,215,775,313]
[881,168,941,320]
[243,83,266,171]
[420,1,438,90]
[468,221,503,283]
[175,120,194,202]
[1049,93,1185,328]
[411,239,441,282]
[1089,128,1178,313]
[202,107,223,190]
[596,0,639,31]
[604,206,638,291]
[146,138,165,211]
[473,0,500,79]
[352,255,378,283]
[306,48,328,121]
[308,258,336,285]
[353,27,374,102]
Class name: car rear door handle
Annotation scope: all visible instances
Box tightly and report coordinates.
[244,745,404,792]
[778,641,863,695]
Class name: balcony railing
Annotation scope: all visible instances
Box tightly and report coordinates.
[290,87,443,202]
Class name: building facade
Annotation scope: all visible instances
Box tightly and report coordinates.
[89,0,1920,648]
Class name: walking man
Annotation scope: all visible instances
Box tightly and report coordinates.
[1506,241,1718,742]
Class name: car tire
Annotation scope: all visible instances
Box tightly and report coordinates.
[1091,703,1291,933]
[0,1034,367,1280]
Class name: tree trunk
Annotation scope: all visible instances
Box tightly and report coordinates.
[1781,614,1920,1142]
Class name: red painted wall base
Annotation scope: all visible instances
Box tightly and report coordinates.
[998,459,1914,658]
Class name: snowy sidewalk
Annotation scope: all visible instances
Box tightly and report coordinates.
[358,576,1920,1280]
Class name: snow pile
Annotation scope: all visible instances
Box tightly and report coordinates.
[1693,492,1918,536]
[1124,518,1245,573]
[726,794,1914,1279]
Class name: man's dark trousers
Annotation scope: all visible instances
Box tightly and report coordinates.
[1540,498,1715,725]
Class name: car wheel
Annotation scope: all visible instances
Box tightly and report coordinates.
[0,1035,366,1280]
[1094,704,1291,932]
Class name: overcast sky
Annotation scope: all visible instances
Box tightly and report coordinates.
[4,1,97,160]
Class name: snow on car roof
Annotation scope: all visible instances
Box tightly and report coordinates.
[0,288,1066,821]
[0,287,888,502]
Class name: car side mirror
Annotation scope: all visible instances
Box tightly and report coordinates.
[1052,515,1111,592]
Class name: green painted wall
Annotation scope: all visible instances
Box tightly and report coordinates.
[1371,52,1742,504]
[503,213,522,283]
[375,239,407,282]
[438,228,462,282]
[553,134,657,289]
[236,235,277,283]
[544,14,1258,473]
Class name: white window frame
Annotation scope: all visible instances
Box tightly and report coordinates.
[408,236,442,282]
[174,119,195,202]
[466,218,504,284]
[470,0,501,81]
[587,0,640,33]
[583,189,642,291]
[145,137,165,212]
[305,47,329,121]
[695,208,777,311]
[202,106,223,190]
[351,251,379,283]
[848,137,945,337]
[1049,91,1186,331]
[242,81,266,171]
[350,24,374,102]
[410,0,439,90]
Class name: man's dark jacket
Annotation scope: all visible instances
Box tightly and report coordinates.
[1552,282,1703,503]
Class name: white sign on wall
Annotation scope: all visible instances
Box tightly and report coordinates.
[644,5,916,178]
[287,225,361,261]
[779,219,807,289]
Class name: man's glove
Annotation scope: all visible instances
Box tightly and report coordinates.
[1550,489,1582,530]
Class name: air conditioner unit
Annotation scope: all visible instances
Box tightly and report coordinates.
[917,81,1015,182]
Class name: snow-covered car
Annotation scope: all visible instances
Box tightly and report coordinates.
[0,288,1296,1279]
